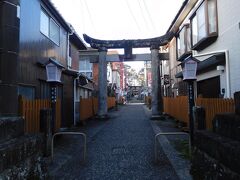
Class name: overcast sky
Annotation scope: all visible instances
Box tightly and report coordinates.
[51,0,184,71]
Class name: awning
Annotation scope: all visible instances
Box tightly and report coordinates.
[63,69,79,77]
[175,53,225,78]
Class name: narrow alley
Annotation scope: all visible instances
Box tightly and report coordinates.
[49,104,185,180]
[2,0,240,179]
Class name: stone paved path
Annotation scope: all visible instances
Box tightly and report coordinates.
[49,104,179,180]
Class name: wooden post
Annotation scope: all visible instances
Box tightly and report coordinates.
[40,109,52,157]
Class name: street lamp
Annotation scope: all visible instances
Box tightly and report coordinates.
[181,56,198,146]
[45,58,64,132]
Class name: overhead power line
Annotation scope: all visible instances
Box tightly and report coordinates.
[137,0,150,31]
[82,0,96,34]
[74,0,85,33]
[142,0,157,32]
[125,0,142,33]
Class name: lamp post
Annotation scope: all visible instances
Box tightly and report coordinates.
[45,58,64,132]
[182,56,198,146]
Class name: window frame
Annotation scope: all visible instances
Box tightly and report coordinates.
[49,18,60,45]
[18,84,36,100]
[79,58,93,79]
[40,8,60,46]
[176,24,192,61]
[40,9,49,37]
[190,0,218,50]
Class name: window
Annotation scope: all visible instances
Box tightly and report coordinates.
[177,24,191,60]
[40,9,60,45]
[79,58,93,79]
[40,10,49,36]
[50,19,60,45]
[190,0,218,50]
[18,85,35,100]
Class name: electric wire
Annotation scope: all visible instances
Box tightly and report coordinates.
[82,0,96,34]
[137,0,151,31]
[125,0,142,33]
[142,0,157,32]
[73,0,85,34]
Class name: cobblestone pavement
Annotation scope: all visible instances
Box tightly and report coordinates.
[48,104,180,180]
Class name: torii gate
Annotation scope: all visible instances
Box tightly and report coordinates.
[83,32,174,119]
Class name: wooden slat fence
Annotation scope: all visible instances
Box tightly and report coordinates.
[18,96,61,133]
[196,98,235,129]
[163,96,189,125]
[79,98,93,122]
[163,96,235,129]
[145,96,152,108]
[108,97,116,109]
[79,97,116,121]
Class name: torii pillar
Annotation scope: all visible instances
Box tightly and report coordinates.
[98,47,108,118]
[150,45,163,118]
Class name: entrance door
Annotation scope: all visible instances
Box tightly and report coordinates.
[197,76,220,98]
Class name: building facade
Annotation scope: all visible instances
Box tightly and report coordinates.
[167,0,240,98]
[0,0,89,126]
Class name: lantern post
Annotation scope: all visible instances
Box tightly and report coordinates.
[182,56,198,145]
[45,58,64,132]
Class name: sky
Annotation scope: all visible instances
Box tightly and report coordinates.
[51,0,184,72]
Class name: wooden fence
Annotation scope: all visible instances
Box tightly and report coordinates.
[163,96,189,125]
[108,97,116,109]
[163,96,235,129]
[80,97,116,121]
[145,96,152,108]
[18,96,61,133]
[196,98,235,129]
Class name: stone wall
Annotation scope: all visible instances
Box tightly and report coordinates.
[191,130,240,179]
[0,117,48,179]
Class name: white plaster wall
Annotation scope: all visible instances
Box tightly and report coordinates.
[194,0,240,97]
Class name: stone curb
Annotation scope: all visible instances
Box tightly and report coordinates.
[143,106,192,180]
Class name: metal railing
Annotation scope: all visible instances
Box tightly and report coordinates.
[154,132,191,162]
[51,132,87,162]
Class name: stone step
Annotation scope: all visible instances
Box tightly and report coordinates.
[0,117,24,143]
[0,134,43,173]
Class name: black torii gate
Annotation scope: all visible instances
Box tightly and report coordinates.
[83,32,174,119]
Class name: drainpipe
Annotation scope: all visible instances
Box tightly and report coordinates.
[67,27,75,125]
[73,77,77,126]
[192,50,231,98]
[67,28,74,70]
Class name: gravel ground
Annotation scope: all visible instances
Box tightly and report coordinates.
[48,104,181,180]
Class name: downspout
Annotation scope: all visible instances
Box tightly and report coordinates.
[192,50,231,98]
[67,28,74,70]
[73,77,77,126]
[66,27,75,125]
